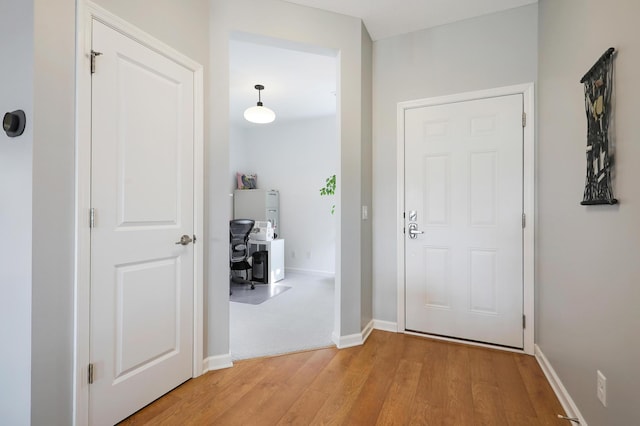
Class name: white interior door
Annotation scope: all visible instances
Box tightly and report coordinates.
[89,20,195,425]
[404,94,524,349]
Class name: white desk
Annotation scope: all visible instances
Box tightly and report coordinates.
[248,238,285,284]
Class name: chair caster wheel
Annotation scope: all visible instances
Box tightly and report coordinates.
[251,284,255,290]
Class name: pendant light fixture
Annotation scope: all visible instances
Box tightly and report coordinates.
[244,84,276,124]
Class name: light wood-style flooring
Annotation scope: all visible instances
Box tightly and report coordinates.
[119,330,567,425]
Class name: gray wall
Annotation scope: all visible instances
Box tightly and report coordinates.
[372,4,539,322]
[31,1,76,423]
[209,0,370,356]
[360,23,373,328]
[92,0,210,70]
[0,2,33,424]
[537,1,640,424]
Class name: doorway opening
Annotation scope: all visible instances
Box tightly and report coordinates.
[228,33,339,360]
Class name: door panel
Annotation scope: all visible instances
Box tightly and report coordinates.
[424,155,450,226]
[116,55,181,225]
[422,246,451,309]
[115,258,179,379]
[90,20,194,425]
[405,94,523,349]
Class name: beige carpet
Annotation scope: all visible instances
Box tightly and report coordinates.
[229,271,334,360]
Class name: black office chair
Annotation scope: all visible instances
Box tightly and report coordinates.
[230,219,255,290]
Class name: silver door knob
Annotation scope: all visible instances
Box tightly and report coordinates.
[408,223,424,239]
[175,235,193,245]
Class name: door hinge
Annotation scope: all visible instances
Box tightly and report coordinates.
[90,50,102,74]
[88,363,94,384]
[89,208,95,228]
[523,314,526,329]
[522,213,526,228]
[522,112,527,127]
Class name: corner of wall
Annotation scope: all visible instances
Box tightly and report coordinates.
[203,354,234,373]
[332,319,374,349]
[535,345,588,426]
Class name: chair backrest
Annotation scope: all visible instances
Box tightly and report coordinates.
[229,219,254,263]
[230,219,255,239]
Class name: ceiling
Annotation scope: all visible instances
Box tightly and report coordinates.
[282,0,537,41]
[230,0,538,126]
[230,38,337,128]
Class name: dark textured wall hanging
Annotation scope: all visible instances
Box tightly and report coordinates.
[580,47,618,205]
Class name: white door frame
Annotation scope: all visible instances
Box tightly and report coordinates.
[73,2,204,424]
[396,83,535,355]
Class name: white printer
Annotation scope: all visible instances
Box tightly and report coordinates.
[250,221,274,241]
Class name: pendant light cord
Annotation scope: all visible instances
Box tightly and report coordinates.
[255,84,264,107]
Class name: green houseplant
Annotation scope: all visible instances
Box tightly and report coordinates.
[319,174,336,214]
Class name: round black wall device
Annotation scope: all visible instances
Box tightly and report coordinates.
[3,110,26,137]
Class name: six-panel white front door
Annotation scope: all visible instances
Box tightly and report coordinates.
[89,20,195,425]
[404,94,524,349]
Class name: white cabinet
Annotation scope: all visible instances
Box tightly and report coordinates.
[248,238,285,284]
[233,189,279,234]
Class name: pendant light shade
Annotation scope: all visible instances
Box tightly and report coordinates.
[244,84,275,124]
[244,105,276,123]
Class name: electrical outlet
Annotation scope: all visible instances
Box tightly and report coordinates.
[597,370,607,407]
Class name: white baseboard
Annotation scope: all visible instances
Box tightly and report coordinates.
[535,344,587,426]
[331,331,359,348]
[373,319,398,332]
[203,354,233,373]
[284,267,335,278]
[332,320,374,349]
[362,320,374,342]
